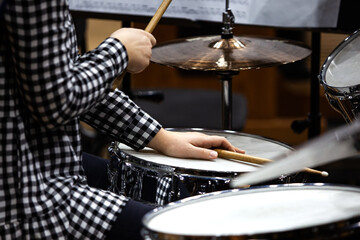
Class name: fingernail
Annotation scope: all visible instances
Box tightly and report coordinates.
[210,151,218,158]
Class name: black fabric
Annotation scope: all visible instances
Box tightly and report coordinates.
[0,0,7,16]
[106,199,156,240]
[82,152,111,190]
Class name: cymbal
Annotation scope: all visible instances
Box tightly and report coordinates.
[151,35,312,71]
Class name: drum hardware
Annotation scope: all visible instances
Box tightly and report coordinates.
[150,0,311,130]
[218,71,238,129]
[231,28,360,188]
[291,114,314,134]
[319,28,360,123]
[221,0,234,39]
[214,148,329,177]
[292,32,322,139]
[107,142,122,194]
[230,119,360,188]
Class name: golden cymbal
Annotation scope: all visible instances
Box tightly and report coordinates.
[151,35,312,71]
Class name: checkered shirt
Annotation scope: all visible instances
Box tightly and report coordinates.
[155,177,173,205]
[0,0,161,239]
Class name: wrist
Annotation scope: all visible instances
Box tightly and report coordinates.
[147,128,168,152]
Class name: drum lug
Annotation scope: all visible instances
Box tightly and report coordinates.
[169,190,177,202]
[107,152,121,194]
[198,181,212,195]
[107,142,129,195]
[171,174,184,201]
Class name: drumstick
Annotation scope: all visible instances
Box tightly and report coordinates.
[112,0,172,91]
[214,149,329,177]
[145,0,172,33]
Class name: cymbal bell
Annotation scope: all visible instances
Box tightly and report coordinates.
[151,35,312,71]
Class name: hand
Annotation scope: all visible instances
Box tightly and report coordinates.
[147,128,245,160]
[110,28,156,73]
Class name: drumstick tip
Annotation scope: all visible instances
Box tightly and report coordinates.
[321,171,329,177]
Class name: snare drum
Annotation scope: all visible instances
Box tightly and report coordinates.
[142,184,360,239]
[108,129,302,205]
[319,28,360,123]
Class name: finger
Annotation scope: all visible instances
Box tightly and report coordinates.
[235,147,246,154]
[193,136,244,153]
[215,138,245,154]
[144,32,156,46]
[185,146,219,160]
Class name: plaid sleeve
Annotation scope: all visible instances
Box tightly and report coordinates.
[81,90,162,150]
[155,177,173,205]
[5,1,127,129]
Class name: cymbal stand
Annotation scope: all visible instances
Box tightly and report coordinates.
[291,32,321,138]
[217,0,238,130]
[222,0,234,39]
[217,71,239,130]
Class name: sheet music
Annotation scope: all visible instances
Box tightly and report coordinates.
[69,0,340,28]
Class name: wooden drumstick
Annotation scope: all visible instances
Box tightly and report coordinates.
[214,149,329,177]
[145,0,172,33]
[112,0,172,91]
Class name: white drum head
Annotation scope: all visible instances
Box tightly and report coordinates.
[143,184,360,238]
[118,129,292,173]
[324,31,360,88]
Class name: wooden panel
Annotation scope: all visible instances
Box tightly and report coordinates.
[242,117,328,147]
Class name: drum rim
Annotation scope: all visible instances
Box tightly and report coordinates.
[319,28,360,97]
[142,183,360,239]
[166,127,293,150]
[112,128,293,178]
